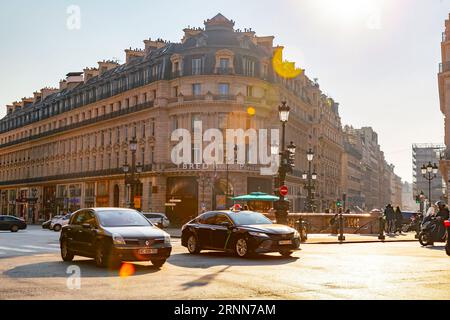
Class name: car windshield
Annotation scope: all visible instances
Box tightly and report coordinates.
[97,210,151,227]
[229,211,273,225]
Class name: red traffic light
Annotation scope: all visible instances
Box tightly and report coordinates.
[279,185,289,197]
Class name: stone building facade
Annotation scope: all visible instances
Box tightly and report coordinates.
[0,14,347,223]
[439,13,450,203]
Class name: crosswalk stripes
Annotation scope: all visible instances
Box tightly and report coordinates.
[22,245,59,251]
[0,246,35,253]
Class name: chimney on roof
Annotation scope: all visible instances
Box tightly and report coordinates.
[83,67,99,83]
[6,105,14,115]
[255,36,274,51]
[65,72,84,90]
[41,87,59,100]
[22,97,34,108]
[143,38,166,53]
[33,91,42,103]
[59,79,68,90]
[125,48,145,63]
[98,60,119,75]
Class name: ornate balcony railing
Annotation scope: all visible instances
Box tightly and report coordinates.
[0,101,154,149]
[0,164,154,187]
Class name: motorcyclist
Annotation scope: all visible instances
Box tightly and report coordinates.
[435,201,450,220]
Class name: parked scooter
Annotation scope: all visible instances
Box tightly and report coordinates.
[418,215,447,246]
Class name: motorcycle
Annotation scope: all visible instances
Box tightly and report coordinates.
[402,213,422,233]
[445,220,450,256]
[418,216,447,246]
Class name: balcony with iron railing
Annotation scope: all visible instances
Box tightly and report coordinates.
[215,67,234,75]
[0,100,154,149]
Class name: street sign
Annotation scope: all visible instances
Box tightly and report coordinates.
[279,185,288,197]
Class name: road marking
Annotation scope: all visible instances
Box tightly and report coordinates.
[22,245,60,251]
[48,243,60,247]
[0,246,35,253]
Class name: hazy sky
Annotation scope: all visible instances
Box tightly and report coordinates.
[0,0,449,182]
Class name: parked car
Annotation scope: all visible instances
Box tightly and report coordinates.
[51,214,71,232]
[60,208,172,268]
[181,210,301,258]
[42,219,51,229]
[142,213,170,228]
[0,215,27,232]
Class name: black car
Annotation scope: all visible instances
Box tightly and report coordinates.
[0,215,27,232]
[181,210,301,258]
[60,208,172,268]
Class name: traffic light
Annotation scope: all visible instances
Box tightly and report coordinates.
[415,195,420,204]
[336,199,342,207]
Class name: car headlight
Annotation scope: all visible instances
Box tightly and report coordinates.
[248,231,269,238]
[164,233,171,245]
[293,230,300,238]
[112,233,126,245]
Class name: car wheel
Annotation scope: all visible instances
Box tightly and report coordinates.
[95,244,109,268]
[235,237,251,258]
[187,234,201,254]
[61,239,74,262]
[446,242,450,256]
[53,224,61,232]
[419,232,431,246]
[151,259,166,268]
[279,250,293,257]
[10,225,19,233]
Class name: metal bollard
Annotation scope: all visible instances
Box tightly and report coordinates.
[378,216,385,240]
[338,213,346,241]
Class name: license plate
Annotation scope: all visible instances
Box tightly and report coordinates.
[279,240,292,245]
[138,248,157,255]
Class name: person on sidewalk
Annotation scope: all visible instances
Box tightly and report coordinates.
[394,206,403,234]
[384,204,395,234]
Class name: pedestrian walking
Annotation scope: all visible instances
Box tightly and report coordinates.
[394,206,403,234]
[384,204,395,234]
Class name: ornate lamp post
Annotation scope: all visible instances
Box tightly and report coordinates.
[421,162,438,208]
[302,149,317,213]
[122,136,143,209]
[274,101,295,225]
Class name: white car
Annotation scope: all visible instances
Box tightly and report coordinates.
[50,214,72,232]
[142,213,170,228]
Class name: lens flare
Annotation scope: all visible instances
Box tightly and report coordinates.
[272,47,304,79]
[119,263,135,278]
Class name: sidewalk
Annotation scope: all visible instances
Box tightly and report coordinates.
[165,228,418,244]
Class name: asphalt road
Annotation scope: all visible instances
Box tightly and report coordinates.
[0,226,449,300]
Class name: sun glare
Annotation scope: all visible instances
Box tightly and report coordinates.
[310,0,384,28]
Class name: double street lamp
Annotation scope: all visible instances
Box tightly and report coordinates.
[122,137,143,209]
[274,101,296,225]
[302,148,317,212]
[421,161,438,207]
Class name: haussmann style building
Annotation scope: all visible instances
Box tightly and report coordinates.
[0,14,352,223]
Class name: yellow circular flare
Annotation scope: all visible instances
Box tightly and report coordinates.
[119,263,135,278]
[247,106,256,116]
[272,47,304,79]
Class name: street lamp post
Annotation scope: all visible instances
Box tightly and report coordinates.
[302,149,317,213]
[274,101,296,225]
[122,137,143,209]
[226,145,238,209]
[421,162,438,208]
